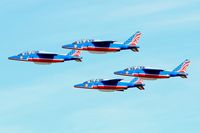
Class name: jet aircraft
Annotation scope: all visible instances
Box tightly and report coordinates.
[62,31,142,54]
[114,59,190,80]
[8,50,82,65]
[74,78,145,92]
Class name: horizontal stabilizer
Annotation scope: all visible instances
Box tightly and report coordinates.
[137,86,145,90]
[180,75,187,78]
[75,58,82,62]
[131,47,139,52]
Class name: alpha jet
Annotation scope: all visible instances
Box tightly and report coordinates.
[114,59,190,80]
[74,78,145,92]
[8,50,82,65]
[62,31,142,54]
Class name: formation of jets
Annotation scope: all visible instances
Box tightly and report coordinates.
[8,31,190,92]
[75,59,190,92]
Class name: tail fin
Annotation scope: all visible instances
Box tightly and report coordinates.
[124,31,142,46]
[130,78,145,90]
[67,50,81,57]
[67,50,82,62]
[173,59,190,73]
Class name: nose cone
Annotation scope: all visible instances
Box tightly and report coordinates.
[114,70,125,75]
[8,55,19,61]
[62,44,75,49]
[74,83,85,88]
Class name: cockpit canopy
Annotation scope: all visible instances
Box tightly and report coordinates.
[125,66,146,71]
[18,51,39,56]
[72,39,94,44]
[84,79,104,84]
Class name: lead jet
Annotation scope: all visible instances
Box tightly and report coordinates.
[62,31,142,54]
[114,59,190,80]
[74,78,145,92]
[8,50,82,65]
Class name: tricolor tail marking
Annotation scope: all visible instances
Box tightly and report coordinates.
[123,31,142,46]
[132,78,144,90]
[130,32,142,46]
[67,50,81,57]
[72,50,81,57]
[173,59,190,73]
[135,78,143,84]
[130,78,143,84]
[179,60,190,73]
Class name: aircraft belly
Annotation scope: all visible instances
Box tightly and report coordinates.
[83,47,120,52]
[98,90,115,92]
[92,85,127,90]
[140,77,157,80]
[34,62,52,65]
[133,74,169,79]
[88,51,108,54]
[28,58,64,63]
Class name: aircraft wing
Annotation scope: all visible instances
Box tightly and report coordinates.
[101,79,123,85]
[142,68,164,74]
[143,68,164,71]
[37,51,58,58]
[92,40,116,43]
[91,40,116,46]
[37,51,58,55]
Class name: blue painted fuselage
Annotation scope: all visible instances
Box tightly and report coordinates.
[8,51,82,64]
[74,78,145,91]
[62,42,139,53]
[114,67,188,80]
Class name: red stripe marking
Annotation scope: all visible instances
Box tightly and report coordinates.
[73,50,81,56]
[82,47,120,52]
[92,85,127,90]
[135,78,143,84]
[28,58,64,63]
[131,33,141,46]
[179,62,190,73]
[133,74,169,78]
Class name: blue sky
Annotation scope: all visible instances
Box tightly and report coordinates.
[0,0,200,132]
